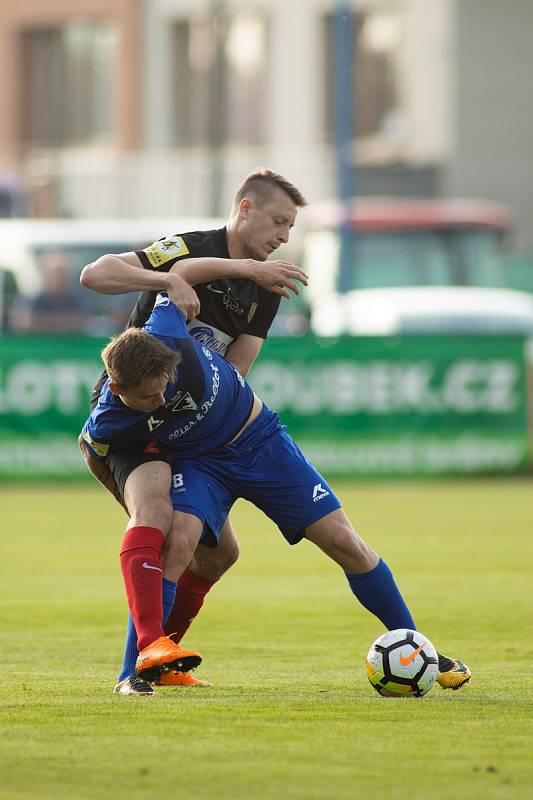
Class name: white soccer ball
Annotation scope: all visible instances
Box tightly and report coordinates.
[366,628,439,697]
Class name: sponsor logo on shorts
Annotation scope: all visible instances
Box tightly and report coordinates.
[312,483,330,502]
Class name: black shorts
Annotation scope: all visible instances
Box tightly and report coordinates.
[107,441,173,499]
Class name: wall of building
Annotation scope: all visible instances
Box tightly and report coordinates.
[0,0,139,168]
[139,0,451,211]
[3,0,532,252]
[0,0,452,217]
[442,0,533,250]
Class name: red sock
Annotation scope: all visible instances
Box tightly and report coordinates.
[163,567,217,642]
[119,526,165,652]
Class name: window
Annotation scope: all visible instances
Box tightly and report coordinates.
[20,22,118,147]
[449,230,504,287]
[171,11,267,145]
[354,231,450,287]
[323,9,405,143]
[303,227,506,296]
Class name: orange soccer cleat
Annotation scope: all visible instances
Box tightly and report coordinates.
[135,635,202,682]
[156,671,213,688]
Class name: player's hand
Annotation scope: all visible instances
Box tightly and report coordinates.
[246,260,309,299]
[167,274,201,319]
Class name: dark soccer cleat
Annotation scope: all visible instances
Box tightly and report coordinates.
[436,655,471,690]
[113,675,155,696]
[135,635,202,683]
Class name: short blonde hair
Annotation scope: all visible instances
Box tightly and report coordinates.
[102,328,181,390]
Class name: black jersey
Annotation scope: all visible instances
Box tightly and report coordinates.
[133,227,280,347]
[90,226,280,407]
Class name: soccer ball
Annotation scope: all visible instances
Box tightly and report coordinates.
[366,628,439,697]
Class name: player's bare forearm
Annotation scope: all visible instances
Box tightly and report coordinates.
[80,253,173,295]
[173,258,308,298]
[81,253,240,295]
[81,253,200,320]
[78,437,128,513]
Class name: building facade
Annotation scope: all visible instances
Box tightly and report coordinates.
[0,0,532,249]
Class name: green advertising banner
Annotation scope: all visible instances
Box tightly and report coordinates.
[0,336,103,479]
[252,336,529,476]
[0,334,528,478]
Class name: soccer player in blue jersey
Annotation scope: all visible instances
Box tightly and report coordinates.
[81,293,471,692]
[80,168,309,693]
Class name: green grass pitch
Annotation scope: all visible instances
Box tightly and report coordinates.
[1,478,532,800]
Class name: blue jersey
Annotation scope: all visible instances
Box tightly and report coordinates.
[81,294,255,459]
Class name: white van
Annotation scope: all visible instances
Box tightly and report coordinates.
[0,216,223,333]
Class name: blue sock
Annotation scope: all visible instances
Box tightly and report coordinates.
[117,578,177,682]
[162,577,177,626]
[117,614,139,683]
[345,558,415,631]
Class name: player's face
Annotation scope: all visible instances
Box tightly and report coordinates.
[114,374,169,413]
[240,189,297,261]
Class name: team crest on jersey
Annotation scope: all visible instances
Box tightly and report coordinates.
[247,302,258,323]
[171,392,198,412]
[143,236,190,268]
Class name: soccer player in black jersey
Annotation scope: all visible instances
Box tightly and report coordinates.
[80,168,309,693]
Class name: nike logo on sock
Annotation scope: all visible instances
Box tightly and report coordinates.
[142,562,163,573]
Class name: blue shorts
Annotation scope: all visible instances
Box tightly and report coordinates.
[170,405,341,547]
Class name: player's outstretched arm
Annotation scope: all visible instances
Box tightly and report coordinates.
[78,435,128,513]
[80,251,200,320]
[80,250,307,316]
[81,251,169,294]
[173,257,308,299]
